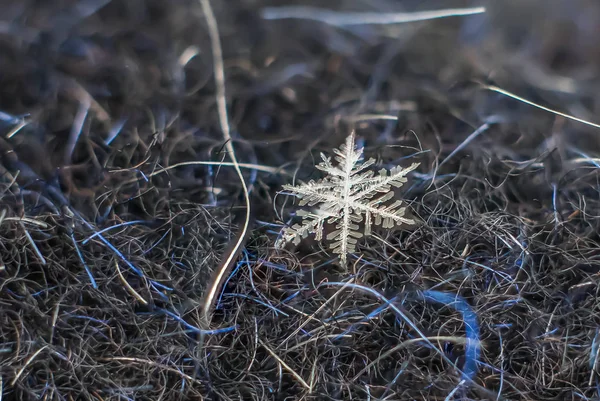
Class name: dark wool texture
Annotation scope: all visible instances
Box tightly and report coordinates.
[1,1,600,400]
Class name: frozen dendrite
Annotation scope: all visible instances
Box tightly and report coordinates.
[276,131,419,265]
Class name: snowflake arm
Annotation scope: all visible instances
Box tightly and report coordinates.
[275,209,334,247]
[350,164,420,199]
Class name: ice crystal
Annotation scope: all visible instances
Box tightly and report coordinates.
[277,132,419,265]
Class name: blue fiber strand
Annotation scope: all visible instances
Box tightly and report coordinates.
[83,220,148,245]
[590,328,600,370]
[157,308,236,335]
[71,233,97,289]
[333,297,397,340]
[421,290,480,382]
[216,260,244,309]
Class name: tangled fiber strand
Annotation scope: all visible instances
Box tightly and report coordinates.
[1,0,600,400]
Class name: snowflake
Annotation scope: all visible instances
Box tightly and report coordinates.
[276,131,420,265]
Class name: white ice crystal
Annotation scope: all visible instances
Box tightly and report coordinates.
[276,131,420,265]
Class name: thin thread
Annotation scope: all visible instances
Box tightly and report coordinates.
[198,0,252,326]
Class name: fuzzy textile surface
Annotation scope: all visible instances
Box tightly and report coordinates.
[1,1,600,400]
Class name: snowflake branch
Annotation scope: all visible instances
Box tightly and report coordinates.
[276,131,420,266]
